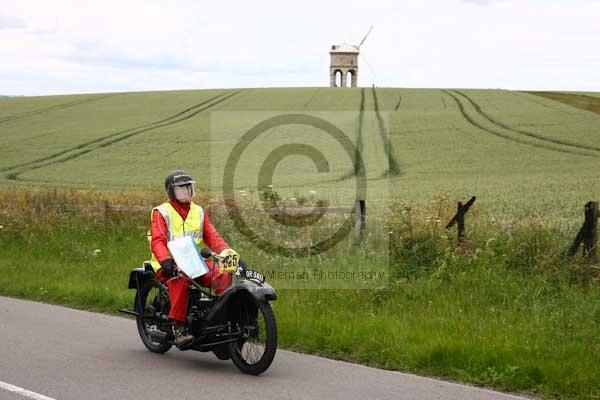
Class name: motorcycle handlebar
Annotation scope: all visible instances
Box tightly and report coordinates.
[200,247,246,275]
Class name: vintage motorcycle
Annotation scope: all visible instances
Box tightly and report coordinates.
[119,248,277,375]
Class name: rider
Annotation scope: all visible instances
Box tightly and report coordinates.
[149,170,236,348]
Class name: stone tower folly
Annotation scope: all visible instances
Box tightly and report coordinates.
[329,44,359,87]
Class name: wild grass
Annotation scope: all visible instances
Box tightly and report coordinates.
[0,188,598,399]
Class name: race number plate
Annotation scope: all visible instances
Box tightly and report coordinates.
[244,269,265,284]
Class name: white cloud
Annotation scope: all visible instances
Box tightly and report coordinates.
[0,14,27,29]
[0,0,599,95]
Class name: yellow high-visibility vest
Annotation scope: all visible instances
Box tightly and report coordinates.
[148,202,205,271]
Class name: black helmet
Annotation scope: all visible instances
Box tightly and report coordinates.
[164,170,196,200]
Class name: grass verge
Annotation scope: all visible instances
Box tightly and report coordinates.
[0,189,598,399]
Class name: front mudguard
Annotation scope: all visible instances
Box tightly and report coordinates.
[128,262,156,313]
[206,280,277,322]
[128,262,155,288]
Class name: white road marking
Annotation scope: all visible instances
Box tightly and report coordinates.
[0,380,56,400]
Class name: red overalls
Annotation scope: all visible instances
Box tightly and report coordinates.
[150,199,231,322]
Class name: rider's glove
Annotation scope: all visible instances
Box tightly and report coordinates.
[160,258,176,278]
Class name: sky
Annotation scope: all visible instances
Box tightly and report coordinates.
[1,0,599,96]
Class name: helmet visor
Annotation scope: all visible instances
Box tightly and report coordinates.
[173,183,195,203]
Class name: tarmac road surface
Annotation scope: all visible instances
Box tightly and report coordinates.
[0,296,530,400]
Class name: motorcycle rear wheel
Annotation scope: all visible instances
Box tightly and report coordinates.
[228,297,277,375]
[136,279,173,354]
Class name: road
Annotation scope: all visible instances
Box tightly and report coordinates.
[0,296,529,400]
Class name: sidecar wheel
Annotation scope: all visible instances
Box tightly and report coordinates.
[228,298,277,375]
[136,279,173,354]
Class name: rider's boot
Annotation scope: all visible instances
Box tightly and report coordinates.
[172,321,194,348]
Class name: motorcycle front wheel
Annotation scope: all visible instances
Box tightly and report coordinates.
[136,279,173,354]
[228,297,277,375]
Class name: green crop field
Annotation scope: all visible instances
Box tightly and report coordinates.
[2,88,600,399]
[1,87,599,224]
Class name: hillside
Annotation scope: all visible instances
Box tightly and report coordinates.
[1,87,599,221]
[2,89,600,399]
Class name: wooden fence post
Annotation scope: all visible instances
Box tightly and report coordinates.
[583,201,598,261]
[456,201,465,242]
[568,201,598,260]
[354,200,366,243]
[446,196,476,244]
[101,200,110,219]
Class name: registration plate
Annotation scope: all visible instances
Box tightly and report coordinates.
[244,269,265,284]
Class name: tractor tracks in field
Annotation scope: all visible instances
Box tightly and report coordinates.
[2,91,235,172]
[394,96,402,111]
[0,93,121,124]
[336,88,402,182]
[442,89,600,158]
[3,90,241,180]
[372,87,402,177]
[303,88,322,110]
[453,90,600,153]
[336,88,366,182]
